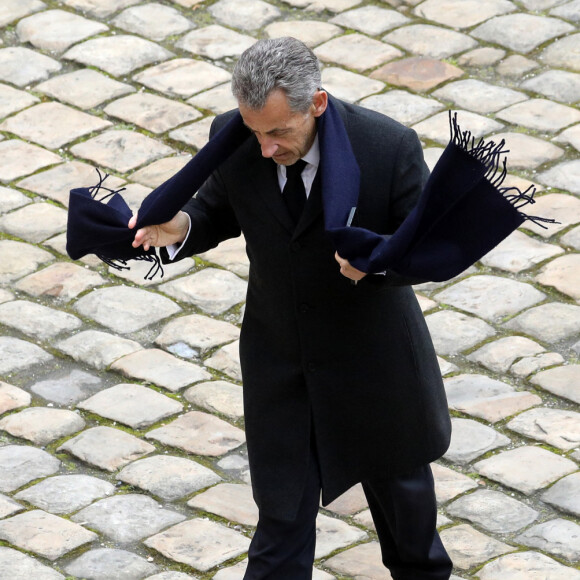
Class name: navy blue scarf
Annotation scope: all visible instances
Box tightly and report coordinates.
[67,100,552,281]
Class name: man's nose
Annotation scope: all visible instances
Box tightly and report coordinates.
[259,137,278,158]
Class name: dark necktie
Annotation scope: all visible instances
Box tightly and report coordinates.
[283,159,307,223]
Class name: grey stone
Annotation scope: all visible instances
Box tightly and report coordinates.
[209,0,280,31]
[264,20,341,47]
[447,490,538,533]
[520,0,566,7]
[70,130,174,173]
[0,407,85,446]
[557,124,580,153]
[72,494,185,544]
[431,463,478,504]
[474,446,577,495]
[17,160,124,205]
[541,32,580,73]
[16,9,108,53]
[510,352,564,378]
[314,34,403,71]
[160,267,247,315]
[535,254,580,300]
[496,99,580,132]
[0,140,62,183]
[520,193,580,238]
[497,54,540,77]
[521,69,580,104]
[74,286,180,334]
[0,186,30,214]
[330,6,410,36]
[0,300,81,341]
[467,336,545,374]
[0,240,54,283]
[360,90,443,125]
[0,382,30,415]
[504,303,580,343]
[58,426,155,472]
[135,59,230,99]
[104,93,201,134]
[480,230,563,273]
[56,330,143,370]
[145,519,251,571]
[0,495,23,520]
[198,235,250,278]
[117,454,221,501]
[493,132,564,169]
[188,483,258,525]
[0,47,61,87]
[444,418,510,465]
[79,383,183,429]
[473,14,573,53]
[516,518,580,561]
[14,474,115,514]
[0,509,97,560]
[111,349,211,391]
[112,3,193,41]
[324,541,387,579]
[440,524,516,570]
[444,374,541,423]
[184,380,244,420]
[539,159,580,195]
[35,69,135,110]
[177,25,255,60]
[15,262,106,301]
[146,574,197,580]
[562,225,580,250]
[325,483,368,515]
[542,472,580,517]
[0,547,64,580]
[130,154,192,188]
[170,117,214,149]
[0,84,39,118]
[0,0,46,27]
[0,202,67,243]
[477,551,580,580]
[64,548,158,580]
[433,80,527,115]
[434,275,545,322]
[414,0,516,28]
[0,445,60,492]
[413,111,504,145]
[383,24,477,59]
[458,47,506,67]
[315,513,368,558]
[0,337,53,375]
[0,102,111,149]
[424,311,496,355]
[551,0,580,22]
[531,365,580,405]
[205,340,242,382]
[61,0,141,17]
[63,35,173,77]
[320,67,384,103]
[146,411,245,456]
[290,0,363,11]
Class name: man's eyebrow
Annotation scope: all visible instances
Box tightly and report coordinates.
[242,122,289,135]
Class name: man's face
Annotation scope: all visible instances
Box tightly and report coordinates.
[239,89,327,166]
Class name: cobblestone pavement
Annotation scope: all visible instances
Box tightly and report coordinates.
[0,0,579,578]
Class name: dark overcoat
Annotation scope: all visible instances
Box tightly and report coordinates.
[170,96,451,521]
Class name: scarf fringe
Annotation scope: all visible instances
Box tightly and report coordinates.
[449,111,557,229]
[90,168,164,280]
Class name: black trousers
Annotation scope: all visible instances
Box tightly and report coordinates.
[242,447,452,580]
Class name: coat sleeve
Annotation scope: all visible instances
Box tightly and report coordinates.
[161,116,242,263]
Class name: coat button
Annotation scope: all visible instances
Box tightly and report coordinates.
[299,303,309,313]
[307,361,317,372]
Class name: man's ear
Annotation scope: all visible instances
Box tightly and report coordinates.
[312,90,328,118]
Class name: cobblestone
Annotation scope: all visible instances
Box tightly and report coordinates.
[1,1,580,579]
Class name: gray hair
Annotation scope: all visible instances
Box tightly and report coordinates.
[232,37,321,113]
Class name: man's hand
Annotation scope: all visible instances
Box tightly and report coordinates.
[335,252,367,282]
[129,211,190,251]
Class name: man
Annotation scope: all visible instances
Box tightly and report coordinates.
[130,37,453,580]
